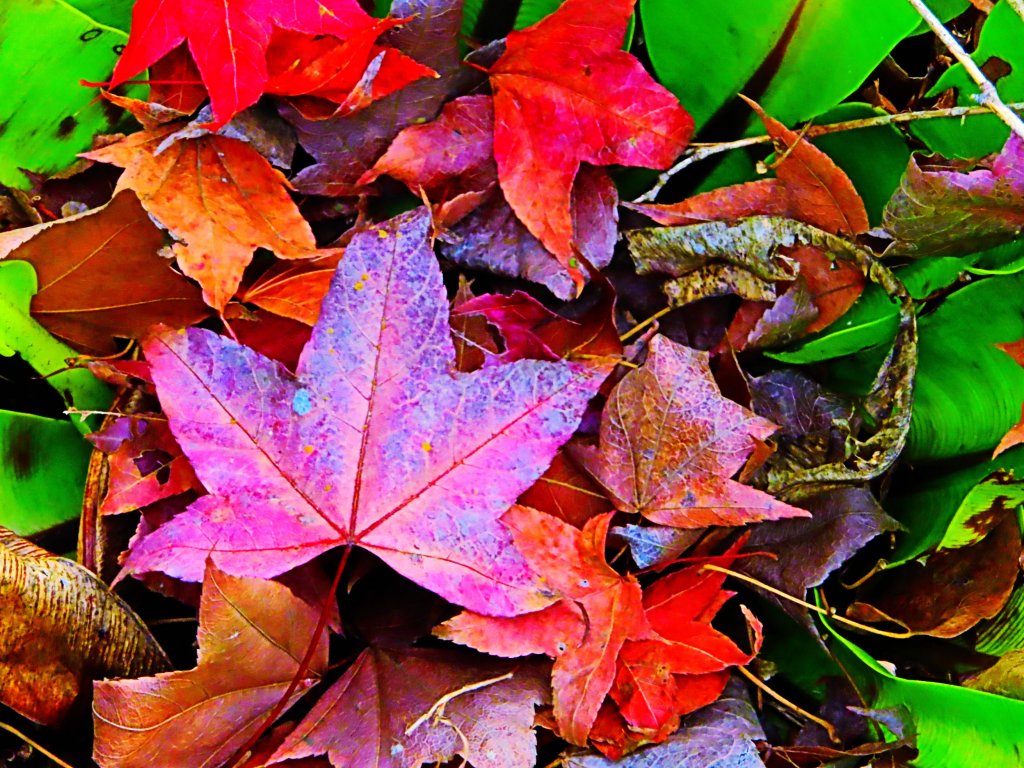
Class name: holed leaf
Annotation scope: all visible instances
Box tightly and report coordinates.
[123,209,608,617]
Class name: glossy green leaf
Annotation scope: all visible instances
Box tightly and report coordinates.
[0,411,91,537]
[0,0,144,188]
[767,256,967,364]
[908,273,1024,461]
[640,0,969,132]
[884,446,1024,567]
[912,1,1024,159]
[977,582,1024,656]
[824,616,1024,767]
[0,261,110,435]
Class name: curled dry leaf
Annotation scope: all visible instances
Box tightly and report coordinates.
[0,191,208,356]
[573,334,809,528]
[884,133,1024,257]
[0,527,169,726]
[93,563,328,768]
[84,128,316,311]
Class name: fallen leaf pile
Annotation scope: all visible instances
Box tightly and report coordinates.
[3,0,1024,767]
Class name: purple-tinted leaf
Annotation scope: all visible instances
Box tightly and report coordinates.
[565,684,765,767]
[125,209,606,617]
[283,0,470,195]
[883,133,1024,257]
[739,488,900,619]
[609,524,701,570]
[439,167,618,299]
[269,647,548,768]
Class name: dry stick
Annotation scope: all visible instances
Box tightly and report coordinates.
[735,666,840,743]
[906,0,1024,138]
[701,565,914,639]
[633,100,1024,204]
[0,721,75,768]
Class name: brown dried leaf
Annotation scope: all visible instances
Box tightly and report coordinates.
[0,527,169,725]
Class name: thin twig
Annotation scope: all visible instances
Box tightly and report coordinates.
[906,0,1024,138]
[633,100,1024,203]
[0,721,75,768]
[736,666,840,743]
[405,673,513,735]
[701,565,914,639]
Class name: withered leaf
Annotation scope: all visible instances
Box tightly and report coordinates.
[0,527,169,726]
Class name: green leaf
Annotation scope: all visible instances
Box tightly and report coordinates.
[0,411,91,537]
[639,0,969,131]
[884,447,1024,567]
[767,256,967,364]
[823,616,1024,767]
[0,0,143,188]
[514,0,561,28]
[0,261,110,434]
[977,582,1024,656]
[912,1,1024,159]
[908,273,1024,461]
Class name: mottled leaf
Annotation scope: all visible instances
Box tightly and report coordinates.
[574,335,808,528]
[123,210,606,617]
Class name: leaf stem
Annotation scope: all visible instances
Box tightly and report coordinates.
[736,665,840,743]
[619,305,672,341]
[905,0,1024,139]
[633,101,1024,203]
[229,546,352,765]
[701,564,914,639]
[0,721,75,768]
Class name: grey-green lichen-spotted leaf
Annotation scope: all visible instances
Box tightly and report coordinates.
[0,0,143,188]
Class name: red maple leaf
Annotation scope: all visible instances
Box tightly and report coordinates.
[488,0,692,287]
[122,210,608,617]
[110,0,379,128]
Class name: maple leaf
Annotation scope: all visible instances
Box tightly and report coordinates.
[0,192,208,355]
[84,127,316,311]
[438,507,757,749]
[239,249,344,326]
[110,0,378,128]
[92,564,328,768]
[122,210,608,617]
[284,0,467,195]
[264,26,437,119]
[438,507,650,745]
[574,334,808,528]
[488,0,692,286]
[268,647,548,768]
